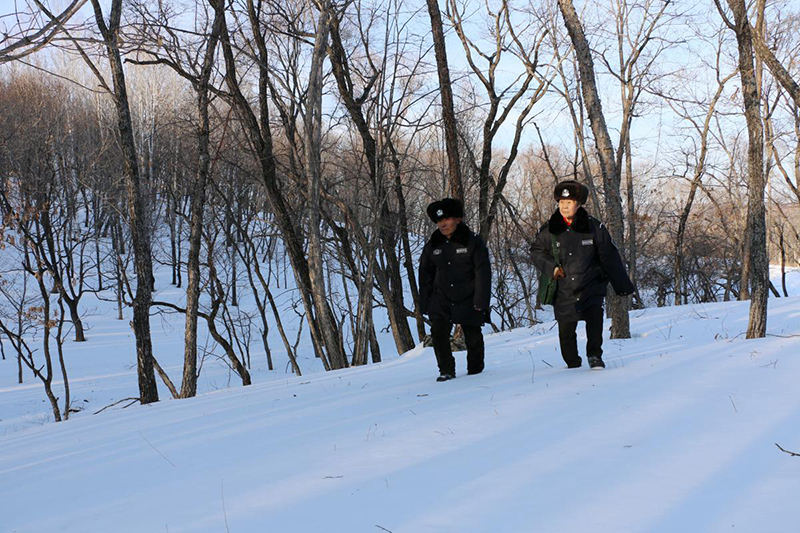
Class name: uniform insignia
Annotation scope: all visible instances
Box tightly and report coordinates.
[456,247,468,254]
[581,239,593,245]
[433,249,443,255]
[561,189,570,197]
[437,209,443,216]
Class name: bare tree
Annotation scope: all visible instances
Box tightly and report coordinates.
[324,0,418,354]
[716,0,769,338]
[215,0,347,370]
[305,1,349,369]
[126,0,228,397]
[81,0,159,402]
[425,0,464,199]
[446,0,552,240]
[557,0,631,338]
[596,0,672,294]
[663,34,737,306]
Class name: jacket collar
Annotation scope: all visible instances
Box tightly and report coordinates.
[431,222,472,246]
[548,206,591,234]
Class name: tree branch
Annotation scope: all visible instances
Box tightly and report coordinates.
[775,443,800,457]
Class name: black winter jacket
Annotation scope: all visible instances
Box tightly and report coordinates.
[419,223,491,326]
[531,207,634,322]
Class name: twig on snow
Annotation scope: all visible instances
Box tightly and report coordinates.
[221,479,230,533]
[93,397,140,415]
[138,431,176,468]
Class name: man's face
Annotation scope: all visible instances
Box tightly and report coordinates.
[437,216,462,237]
[558,198,579,220]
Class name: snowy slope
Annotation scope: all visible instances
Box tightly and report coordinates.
[2,293,800,532]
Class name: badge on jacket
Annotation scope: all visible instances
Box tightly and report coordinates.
[433,249,443,255]
[581,239,593,245]
[456,248,468,254]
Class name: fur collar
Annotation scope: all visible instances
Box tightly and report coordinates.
[430,222,472,246]
[548,206,591,234]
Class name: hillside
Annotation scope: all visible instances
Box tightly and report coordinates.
[2,289,800,532]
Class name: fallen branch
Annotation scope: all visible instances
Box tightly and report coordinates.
[94,397,140,415]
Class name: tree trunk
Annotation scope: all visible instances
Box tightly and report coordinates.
[90,0,158,403]
[388,144,426,342]
[725,0,768,338]
[425,0,463,199]
[181,0,224,399]
[56,298,71,419]
[779,229,788,296]
[557,0,630,338]
[305,3,348,370]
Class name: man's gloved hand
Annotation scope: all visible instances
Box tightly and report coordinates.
[553,266,566,279]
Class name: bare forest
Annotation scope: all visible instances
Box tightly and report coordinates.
[1,0,799,413]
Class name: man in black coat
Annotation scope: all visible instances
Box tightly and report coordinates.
[419,198,491,382]
[531,181,634,370]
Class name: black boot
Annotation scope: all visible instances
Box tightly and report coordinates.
[588,357,605,370]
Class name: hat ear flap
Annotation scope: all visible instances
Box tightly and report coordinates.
[426,201,441,222]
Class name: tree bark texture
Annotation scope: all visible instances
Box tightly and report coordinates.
[726,0,769,338]
[425,0,464,200]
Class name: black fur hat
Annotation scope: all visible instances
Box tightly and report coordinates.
[427,198,464,222]
[554,180,589,204]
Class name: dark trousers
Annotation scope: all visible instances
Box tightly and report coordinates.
[430,317,484,375]
[557,305,604,367]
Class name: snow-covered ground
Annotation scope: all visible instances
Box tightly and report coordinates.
[1,269,799,532]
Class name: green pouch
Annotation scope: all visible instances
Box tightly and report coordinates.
[538,234,560,306]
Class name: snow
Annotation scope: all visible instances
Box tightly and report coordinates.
[1,270,800,532]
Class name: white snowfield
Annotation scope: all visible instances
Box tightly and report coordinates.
[2,294,799,533]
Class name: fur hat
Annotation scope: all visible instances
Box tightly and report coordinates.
[427,198,464,222]
[554,180,589,204]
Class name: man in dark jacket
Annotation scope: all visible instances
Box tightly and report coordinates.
[419,198,491,382]
[531,181,634,370]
